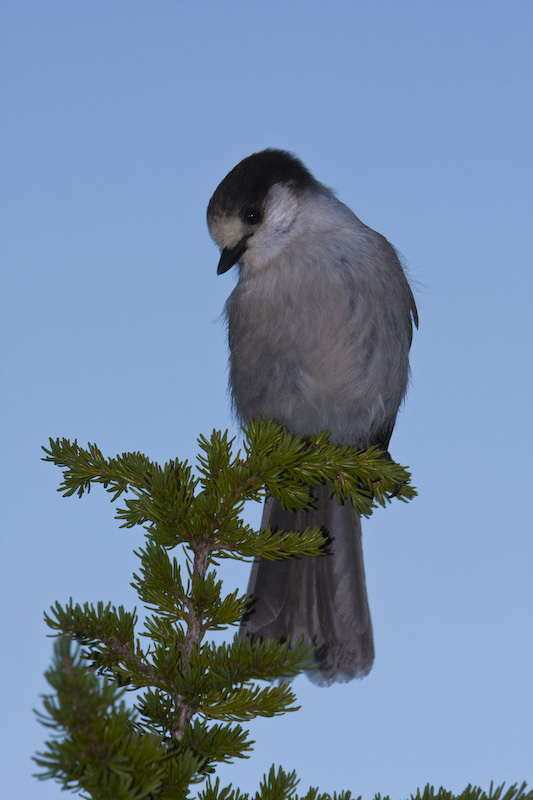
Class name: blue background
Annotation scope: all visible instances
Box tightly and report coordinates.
[1,2,532,798]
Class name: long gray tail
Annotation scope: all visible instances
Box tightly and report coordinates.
[239,485,374,684]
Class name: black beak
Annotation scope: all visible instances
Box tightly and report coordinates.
[217,237,249,275]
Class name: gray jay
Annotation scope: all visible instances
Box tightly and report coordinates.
[207,149,417,684]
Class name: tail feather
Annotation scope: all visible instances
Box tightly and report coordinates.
[239,485,374,684]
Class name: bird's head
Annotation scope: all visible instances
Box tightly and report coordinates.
[207,149,319,274]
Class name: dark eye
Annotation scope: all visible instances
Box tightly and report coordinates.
[243,207,262,225]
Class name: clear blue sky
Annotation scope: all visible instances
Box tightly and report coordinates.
[1,2,532,798]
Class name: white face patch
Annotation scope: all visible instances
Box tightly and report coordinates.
[208,182,305,273]
[208,215,246,252]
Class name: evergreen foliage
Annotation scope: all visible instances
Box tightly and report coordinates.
[33,420,527,800]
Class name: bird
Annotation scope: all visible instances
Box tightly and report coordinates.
[207,148,417,684]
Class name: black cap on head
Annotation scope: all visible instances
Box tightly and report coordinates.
[207,149,318,222]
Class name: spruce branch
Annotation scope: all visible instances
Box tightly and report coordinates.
[34,421,418,797]
[35,423,529,798]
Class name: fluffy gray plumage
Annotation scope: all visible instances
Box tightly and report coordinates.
[207,149,417,684]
